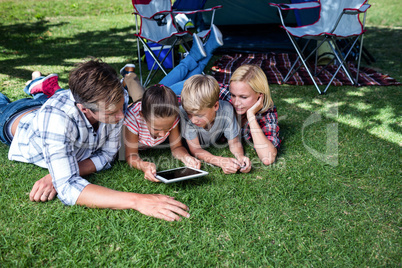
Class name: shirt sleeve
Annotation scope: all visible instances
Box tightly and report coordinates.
[259,108,281,148]
[37,106,90,205]
[90,121,123,172]
[221,101,240,141]
[123,105,140,135]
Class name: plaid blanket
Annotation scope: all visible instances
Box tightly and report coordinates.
[211,53,401,87]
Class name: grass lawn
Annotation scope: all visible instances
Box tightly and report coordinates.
[0,0,401,266]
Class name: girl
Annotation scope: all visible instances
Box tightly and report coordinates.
[227,64,280,166]
[124,84,201,182]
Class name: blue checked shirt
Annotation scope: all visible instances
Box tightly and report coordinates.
[8,89,127,205]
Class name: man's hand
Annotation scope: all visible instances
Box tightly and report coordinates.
[134,194,190,221]
[29,174,57,202]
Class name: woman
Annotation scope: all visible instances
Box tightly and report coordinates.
[223,64,280,165]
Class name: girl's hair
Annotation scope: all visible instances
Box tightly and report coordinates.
[181,74,220,113]
[141,84,179,122]
[69,58,123,112]
[229,64,274,113]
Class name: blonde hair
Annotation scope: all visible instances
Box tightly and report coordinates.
[229,64,274,113]
[181,75,220,113]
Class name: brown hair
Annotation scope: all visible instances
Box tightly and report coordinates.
[141,84,179,122]
[69,58,123,112]
[181,74,219,113]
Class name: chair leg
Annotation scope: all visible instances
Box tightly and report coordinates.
[286,33,322,94]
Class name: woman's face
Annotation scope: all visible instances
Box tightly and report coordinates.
[229,81,260,115]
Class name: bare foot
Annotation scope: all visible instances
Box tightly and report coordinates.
[32,71,42,80]
[25,71,42,85]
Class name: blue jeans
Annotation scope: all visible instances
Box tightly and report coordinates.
[160,51,213,95]
[0,77,52,145]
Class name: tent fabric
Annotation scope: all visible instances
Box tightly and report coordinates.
[211,53,401,87]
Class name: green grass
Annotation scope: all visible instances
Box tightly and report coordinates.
[0,0,401,266]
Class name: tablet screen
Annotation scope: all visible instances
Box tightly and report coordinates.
[157,167,204,180]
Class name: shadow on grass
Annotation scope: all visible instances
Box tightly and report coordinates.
[0,20,139,83]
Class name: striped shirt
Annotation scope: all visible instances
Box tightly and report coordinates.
[8,90,126,205]
[124,102,179,149]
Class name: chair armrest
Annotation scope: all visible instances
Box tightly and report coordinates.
[268,2,320,10]
[173,5,223,16]
[344,4,371,15]
[358,4,371,12]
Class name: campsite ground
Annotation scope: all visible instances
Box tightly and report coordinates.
[0,0,400,266]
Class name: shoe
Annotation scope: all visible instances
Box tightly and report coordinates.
[189,34,207,62]
[204,24,224,55]
[120,64,136,77]
[28,74,61,97]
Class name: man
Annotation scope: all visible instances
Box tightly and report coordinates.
[0,59,189,221]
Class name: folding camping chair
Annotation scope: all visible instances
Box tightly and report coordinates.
[132,0,222,87]
[269,0,371,94]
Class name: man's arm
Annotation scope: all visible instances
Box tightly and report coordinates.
[29,158,98,202]
[76,184,190,221]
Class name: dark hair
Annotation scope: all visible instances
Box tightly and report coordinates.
[69,58,123,111]
[141,84,179,122]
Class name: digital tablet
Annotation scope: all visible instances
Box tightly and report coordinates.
[156,167,208,184]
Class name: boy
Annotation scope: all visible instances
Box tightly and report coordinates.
[180,74,251,174]
[1,58,190,221]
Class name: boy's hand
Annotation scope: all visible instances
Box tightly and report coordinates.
[183,156,201,169]
[141,162,159,182]
[218,157,241,174]
[237,156,252,173]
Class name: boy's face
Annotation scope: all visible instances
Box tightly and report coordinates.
[187,102,219,129]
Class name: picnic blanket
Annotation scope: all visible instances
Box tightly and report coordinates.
[211,53,401,87]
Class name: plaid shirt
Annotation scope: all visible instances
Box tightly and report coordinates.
[8,90,126,205]
[219,83,281,148]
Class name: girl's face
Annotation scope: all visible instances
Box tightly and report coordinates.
[229,81,260,115]
[146,115,177,139]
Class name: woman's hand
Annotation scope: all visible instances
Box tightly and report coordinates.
[247,95,264,119]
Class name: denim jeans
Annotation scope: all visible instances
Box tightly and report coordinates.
[160,52,212,95]
[0,77,51,145]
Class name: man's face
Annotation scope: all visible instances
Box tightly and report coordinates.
[89,98,125,124]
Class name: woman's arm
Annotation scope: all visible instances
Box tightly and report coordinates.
[246,97,277,165]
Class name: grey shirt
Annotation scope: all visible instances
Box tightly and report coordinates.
[180,100,240,148]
